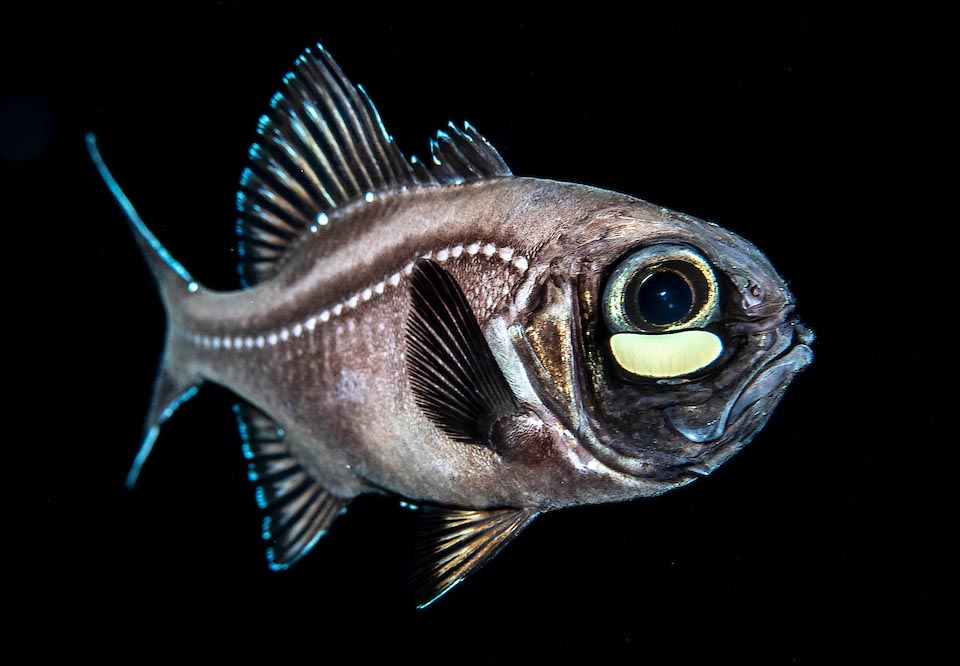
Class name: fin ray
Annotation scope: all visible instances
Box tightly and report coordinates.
[406,259,522,448]
[234,403,349,570]
[235,43,512,287]
[412,507,538,608]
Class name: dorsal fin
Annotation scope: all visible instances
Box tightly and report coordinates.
[235,43,512,287]
[234,403,349,570]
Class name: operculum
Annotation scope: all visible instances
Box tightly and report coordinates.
[511,274,585,432]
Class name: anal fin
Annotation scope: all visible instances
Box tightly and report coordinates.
[412,506,538,609]
[234,403,349,570]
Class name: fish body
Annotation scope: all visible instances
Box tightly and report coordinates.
[89,43,813,606]
[179,180,626,506]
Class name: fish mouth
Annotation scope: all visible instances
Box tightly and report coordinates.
[728,340,813,426]
[570,317,813,481]
[666,320,814,475]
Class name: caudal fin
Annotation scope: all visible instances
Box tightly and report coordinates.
[87,133,203,488]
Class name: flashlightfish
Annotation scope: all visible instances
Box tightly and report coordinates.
[89,42,813,608]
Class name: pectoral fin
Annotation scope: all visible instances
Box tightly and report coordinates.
[412,506,539,609]
[406,258,522,450]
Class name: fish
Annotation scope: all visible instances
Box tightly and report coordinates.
[87,41,813,608]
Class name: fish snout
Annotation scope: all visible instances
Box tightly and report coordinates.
[665,316,813,447]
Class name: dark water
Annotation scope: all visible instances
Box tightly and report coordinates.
[8,6,943,661]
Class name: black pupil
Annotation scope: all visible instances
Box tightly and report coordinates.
[637,270,693,325]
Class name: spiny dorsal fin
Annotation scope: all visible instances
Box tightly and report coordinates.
[234,403,349,570]
[406,258,522,449]
[412,506,538,609]
[426,121,512,185]
[236,43,512,287]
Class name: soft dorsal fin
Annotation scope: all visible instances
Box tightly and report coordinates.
[235,43,512,287]
[412,506,539,608]
[234,403,349,570]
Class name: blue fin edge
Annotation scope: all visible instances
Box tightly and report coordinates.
[126,385,200,489]
[86,133,199,293]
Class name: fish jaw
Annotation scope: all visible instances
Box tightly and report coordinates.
[667,318,813,475]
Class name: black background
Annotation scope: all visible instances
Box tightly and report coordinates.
[5,5,945,662]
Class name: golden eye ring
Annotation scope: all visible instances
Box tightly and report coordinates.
[602,245,722,378]
[602,244,720,334]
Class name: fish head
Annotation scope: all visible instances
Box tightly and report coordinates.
[511,200,813,495]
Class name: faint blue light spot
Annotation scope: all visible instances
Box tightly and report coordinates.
[160,386,200,421]
[267,548,288,571]
[262,516,272,540]
[126,427,159,490]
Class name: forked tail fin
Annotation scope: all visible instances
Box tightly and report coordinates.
[87,133,203,488]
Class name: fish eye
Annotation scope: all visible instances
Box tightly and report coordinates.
[602,244,719,333]
[636,269,694,325]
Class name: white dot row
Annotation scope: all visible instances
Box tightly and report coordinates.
[189,241,529,351]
